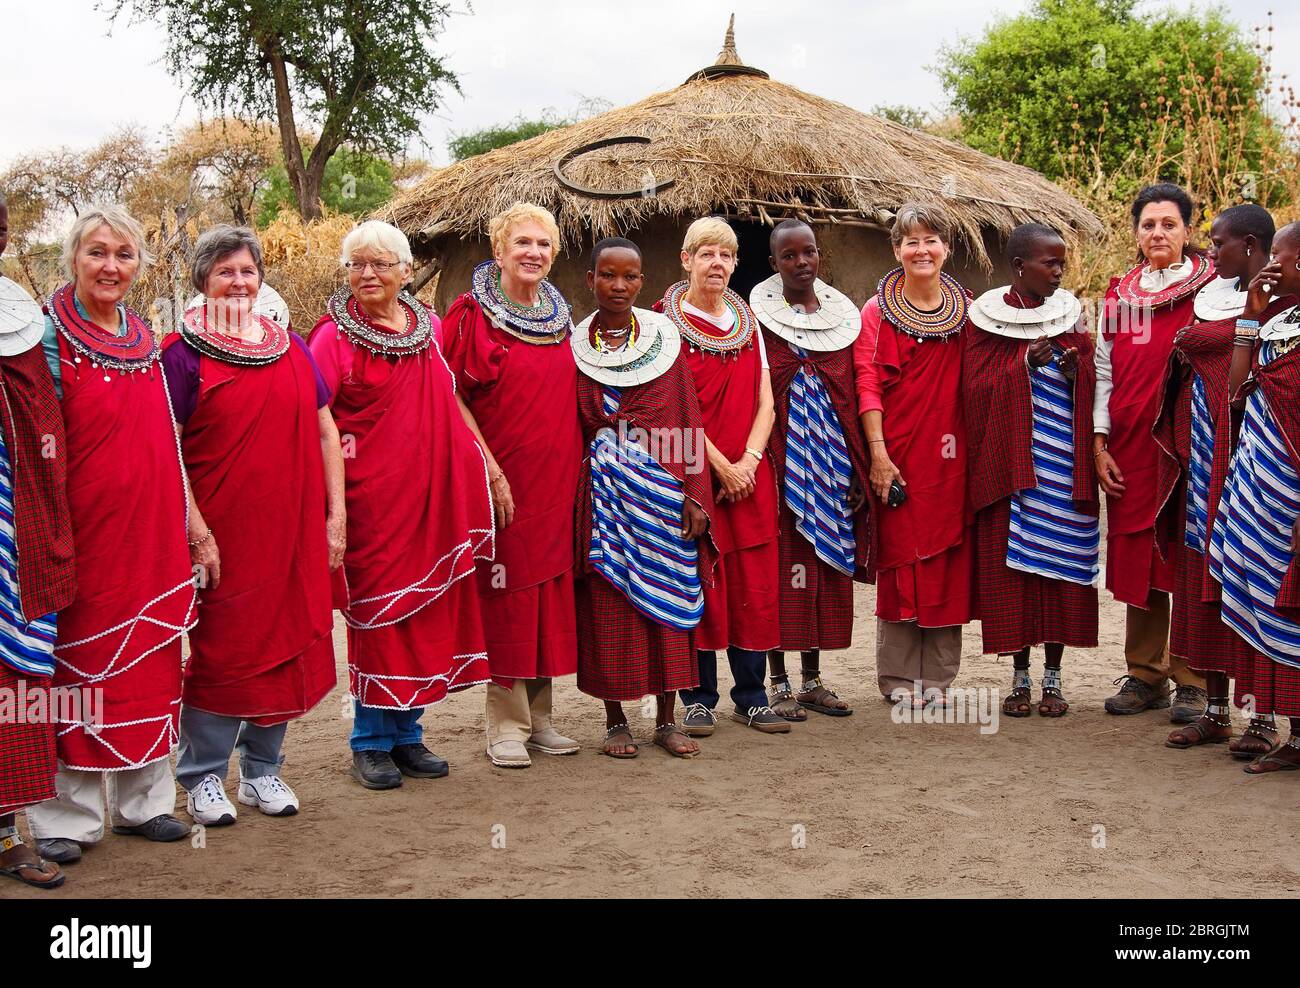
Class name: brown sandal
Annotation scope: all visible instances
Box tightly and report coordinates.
[1229,720,1278,760]
[601,723,639,759]
[1243,742,1300,774]
[1003,683,1032,718]
[1165,716,1232,749]
[0,834,65,889]
[653,723,700,759]
[796,677,853,717]
[768,681,808,722]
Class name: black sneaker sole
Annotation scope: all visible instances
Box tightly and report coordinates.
[350,766,402,790]
[394,763,449,779]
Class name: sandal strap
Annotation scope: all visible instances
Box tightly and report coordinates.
[603,722,632,740]
[0,831,23,853]
[770,681,794,700]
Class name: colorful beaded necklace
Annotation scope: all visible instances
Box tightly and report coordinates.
[660,280,755,355]
[1114,253,1215,310]
[327,288,433,358]
[181,305,290,366]
[876,268,968,341]
[47,283,158,379]
[471,260,570,344]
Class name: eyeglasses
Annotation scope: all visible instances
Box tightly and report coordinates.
[345,260,399,274]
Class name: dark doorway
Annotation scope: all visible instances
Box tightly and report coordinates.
[731,220,774,299]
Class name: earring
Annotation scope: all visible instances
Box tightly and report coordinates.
[1016,267,1023,277]
[1246,247,1252,257]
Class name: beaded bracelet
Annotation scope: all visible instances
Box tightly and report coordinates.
[188,529,213,549]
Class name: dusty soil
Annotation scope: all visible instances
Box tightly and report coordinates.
[5,583,1299,900]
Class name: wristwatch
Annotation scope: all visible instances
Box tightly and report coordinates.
[745,447,764,462]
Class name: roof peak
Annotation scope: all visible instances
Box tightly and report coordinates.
[686,14,770,83]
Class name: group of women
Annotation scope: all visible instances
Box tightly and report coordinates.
[0,180,1297,892]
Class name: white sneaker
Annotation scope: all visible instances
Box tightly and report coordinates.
[237,775,300,816]
[187,773,237,826]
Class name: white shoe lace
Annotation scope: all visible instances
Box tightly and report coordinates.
[684,702,714,723]
[195,774,227,808]
[249,776,294,800]
[746,705,775,723]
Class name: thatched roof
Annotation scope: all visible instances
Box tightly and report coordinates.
[382,18,1102,267]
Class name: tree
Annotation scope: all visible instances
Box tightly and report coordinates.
[937,0,1270,180]
[111,0,459,220]
[871,104,931,130]
[165,120,282,226]
[256,145,399,225]
[447,98,613,161]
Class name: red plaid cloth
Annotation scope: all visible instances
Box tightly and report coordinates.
[974,499,1097,653]
[576,572,698,701]
[0,345,76,623]
[775,506,854,650]
[1174,542,1250,678]
[0,664,56,815]
[1239,647,1300,717]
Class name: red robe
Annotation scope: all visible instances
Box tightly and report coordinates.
[763,326,870,651]
[655,301,779,652]
[854,297,974,627]
[574,348,715,700]
[163,332,335,724]
[310,313,492,708]
[441,294,581,685]
[964,299,1098,653]
[53,332,194,770]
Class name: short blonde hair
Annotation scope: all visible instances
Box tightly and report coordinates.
[890,202,954,247]
[339,220,413,267]
[489,202,560,258]
[682,216,739,259]
[61,205,152,282]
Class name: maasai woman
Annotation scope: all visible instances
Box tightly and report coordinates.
[28,206,195,864]
[965,223,1098,717]
[853,203,975,707]
[574,237,713,759]
[749,219,865,721]
[656,216,785,737]
[0,191,77,889]
[1097,183,1215,723]
[442,202,581,769]
[166,225,342,823]
[1207,220,1300,774]
[1157,205,1293,756]
[310,220,493,790]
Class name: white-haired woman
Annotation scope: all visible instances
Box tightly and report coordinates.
[309,220,493,790]
[853,202,975,707]
[165,225,342,825]
[655,216,785,737]
[28,206,195,864]
[442,202,581,769]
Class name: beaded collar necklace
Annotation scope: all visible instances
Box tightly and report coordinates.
[876,268,968,341]
[327,288,433,358]
[471,260,570,345]
[47,283,158,379]
[572,307,681,387]
[660,281,755,356]
[1115,253,1214,310]
[181,306,290,366]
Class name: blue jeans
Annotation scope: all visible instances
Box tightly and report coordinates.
[350,704,424,753]
[680,647,768,712]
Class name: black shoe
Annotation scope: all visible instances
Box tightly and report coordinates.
[35,838,82,864]
[351,750,402,790]
[391,743,449,779]
[111,814,188,842]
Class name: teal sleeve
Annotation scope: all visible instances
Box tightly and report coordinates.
[41,315,62,399]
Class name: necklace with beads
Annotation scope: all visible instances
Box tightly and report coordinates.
[661,281,755,356]
[328,288,432,358]
[47,283,158,380]
[471,260,570,344]
[876,268,969,341]
[180,306,290,366]
[594,311,638,353]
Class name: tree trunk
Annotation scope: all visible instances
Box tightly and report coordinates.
[262,40,322,222]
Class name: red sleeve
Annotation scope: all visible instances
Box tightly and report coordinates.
[853,298,884,413]
[441,293,505,398]
[307,318,348,403]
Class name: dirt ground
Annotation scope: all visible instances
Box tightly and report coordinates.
[5,581,1299,900]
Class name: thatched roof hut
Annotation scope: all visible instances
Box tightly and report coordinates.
[383,16,1101,318]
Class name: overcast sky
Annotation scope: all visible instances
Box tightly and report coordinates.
[3,0,1296,169]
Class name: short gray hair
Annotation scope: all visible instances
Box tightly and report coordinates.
[890,202,955,247]
[61,204,152,282]
[340,220,413,267]
[191,224,265,294]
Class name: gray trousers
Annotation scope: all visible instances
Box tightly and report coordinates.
[875,619,963,697]
[176,706,287,792]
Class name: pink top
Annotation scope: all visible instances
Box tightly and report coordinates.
[852,297,885,414]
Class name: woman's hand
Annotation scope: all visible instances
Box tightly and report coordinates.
[681,500,709,539]
[189,528,221,590]
[326,512,347,570]
[1057,346,1079,379]
[1095,447,1126,498]
[846,474,867,512]
[1244,260,1283,321]
[489,470,515,529]
[1027,336,1054,368]
[869,448,904,501]
[714,458,755,502]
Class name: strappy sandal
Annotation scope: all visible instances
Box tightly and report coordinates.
[601,722,639,759]
[1165,716,1232,749]
[0,831,65,889]
[1038,667,1069,717]
[797,676,853,717]
[1243,740,1300,774]
[1229,719,1278,760]
[768,680,808,722]
[653,723,700,759]
[1003,672,1032,718]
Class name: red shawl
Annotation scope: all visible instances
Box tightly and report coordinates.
[762,326,871,577]
[575,349,717,588]
[0,345,76,624]
[52,333,194,771]
[1248,340,1300,613]
[162,333,335,725]
[441,294,582,597]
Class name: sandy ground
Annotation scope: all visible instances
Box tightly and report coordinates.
[5,581,1299,900]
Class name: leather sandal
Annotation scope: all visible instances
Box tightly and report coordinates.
[768,680,808,722]
[601,723,639,759]
[0,832,65,889]
[653,723,700,758]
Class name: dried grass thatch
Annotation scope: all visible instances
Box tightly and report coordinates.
[381,21,1102,269]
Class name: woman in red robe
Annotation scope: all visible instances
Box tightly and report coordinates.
[28,206,195,864]
[440,203,581,769]
[1096,184,1214,722]
[656,217,785,737]
[853,203,975,707]
[310,220,494,790]
[164,225,341,824]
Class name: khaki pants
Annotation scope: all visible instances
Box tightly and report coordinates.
[875,619,963,698]
[485,678,554,745]
[26,759,177,845]
[1125,591,1205,689]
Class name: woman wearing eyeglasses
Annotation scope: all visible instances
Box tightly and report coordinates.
[308,221,494,791]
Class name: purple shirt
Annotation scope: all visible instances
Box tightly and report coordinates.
[162,334,330,425]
